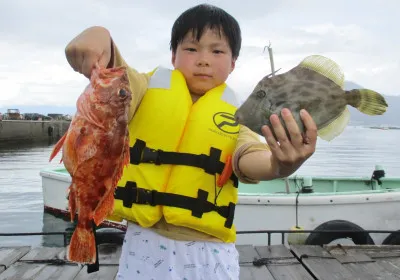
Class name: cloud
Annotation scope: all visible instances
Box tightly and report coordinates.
[0,41,86,107]
[0,0,399,112]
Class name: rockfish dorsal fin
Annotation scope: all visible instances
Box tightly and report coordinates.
[318,107,350,141]
[299,55,345,89]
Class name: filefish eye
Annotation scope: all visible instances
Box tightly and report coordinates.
[257,90,266,98]
[119,89,127,97]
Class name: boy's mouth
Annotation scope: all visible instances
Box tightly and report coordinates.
[194,73,213,79]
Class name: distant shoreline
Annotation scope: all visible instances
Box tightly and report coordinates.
[0,120,70,143]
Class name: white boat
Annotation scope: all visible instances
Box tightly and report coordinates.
[39,165,400,246]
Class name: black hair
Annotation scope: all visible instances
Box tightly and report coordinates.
[170,4,241,59]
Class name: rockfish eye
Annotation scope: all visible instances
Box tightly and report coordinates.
[257,90,266,98]
[119,89,127,97]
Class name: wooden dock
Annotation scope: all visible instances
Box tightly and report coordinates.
[1,244,400,279]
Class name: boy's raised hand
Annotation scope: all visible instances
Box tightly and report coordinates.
[262,108,317,177]
[65,26,112,79]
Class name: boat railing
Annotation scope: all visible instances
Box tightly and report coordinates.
[1,229,399,247]
[236,229,395,245]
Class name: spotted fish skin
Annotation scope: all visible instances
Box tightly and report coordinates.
[235,55,388,141]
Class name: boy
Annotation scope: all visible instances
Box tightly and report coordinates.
[65,4,317,279]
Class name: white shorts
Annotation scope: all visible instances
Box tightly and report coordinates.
[116,222,240,280]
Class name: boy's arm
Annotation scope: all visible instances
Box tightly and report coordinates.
[232,125,269,184]
[109,38,151,122]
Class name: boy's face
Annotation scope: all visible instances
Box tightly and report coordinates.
[172,28,236,97]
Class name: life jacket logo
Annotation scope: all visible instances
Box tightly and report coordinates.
[213,112,239,134]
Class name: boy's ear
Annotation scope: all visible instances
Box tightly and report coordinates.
[171,52,176,67]
[230,59,236,74]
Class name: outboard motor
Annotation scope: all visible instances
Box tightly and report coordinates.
[371,164,385,185]
[301,176,314,193]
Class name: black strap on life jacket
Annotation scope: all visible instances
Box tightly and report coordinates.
[129,139,238,187]
[114,181,235,229]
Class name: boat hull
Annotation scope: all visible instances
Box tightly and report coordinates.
[40,167,400,246]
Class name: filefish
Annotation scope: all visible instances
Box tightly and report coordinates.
[234,55,388,141]
[49,63,132,264]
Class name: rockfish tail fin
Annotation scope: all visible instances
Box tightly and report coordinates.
[68,224,96,264]
[49,132,67,162]
[345,89,388,115]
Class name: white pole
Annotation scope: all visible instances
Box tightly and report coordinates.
[264,42,290,194]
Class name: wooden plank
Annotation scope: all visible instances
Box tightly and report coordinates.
[325,245,374,264]
[325,245,400,259]
[15,247,81,280]
[0,263,47,280]
[374,258,400,278]
[19,247,65,261]
[5,244,400,280]
[0,247,81,280]
[58,244,122,265]
[74,266,119,280]
[290,245,361,280]
[0,246,30,268]
[33,265,82,280]
[236,245,275,280]
[325,245,400,279]
[72,244,121,279]
[344,262,400,280]
[255,245,313,280]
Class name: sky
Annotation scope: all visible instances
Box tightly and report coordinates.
[0,0,399,113]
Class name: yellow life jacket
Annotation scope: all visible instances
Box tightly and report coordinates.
[112,67,240,242]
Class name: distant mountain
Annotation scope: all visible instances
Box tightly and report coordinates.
[344,81,399,126]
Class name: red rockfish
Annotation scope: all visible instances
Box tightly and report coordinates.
[49,63,131,263]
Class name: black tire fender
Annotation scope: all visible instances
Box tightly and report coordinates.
[382,230,400,245]
[305,219,375,245]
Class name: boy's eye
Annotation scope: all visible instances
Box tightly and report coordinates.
[185,48,196,52]
[213,50,224,54]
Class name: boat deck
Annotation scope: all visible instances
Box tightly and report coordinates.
[1,244,400,279]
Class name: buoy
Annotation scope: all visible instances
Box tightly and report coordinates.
[287,225,307,245]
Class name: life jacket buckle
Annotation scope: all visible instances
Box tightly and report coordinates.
[142,189,158,206]
[142,148,162,165]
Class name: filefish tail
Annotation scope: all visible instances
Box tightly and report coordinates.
[345,89,388,115]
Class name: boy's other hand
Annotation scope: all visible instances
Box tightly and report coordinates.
[262,108,317,177]
[65,26,112,79]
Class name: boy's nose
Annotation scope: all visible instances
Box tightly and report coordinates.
[196,53,210,66]
[196,59,209,66]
